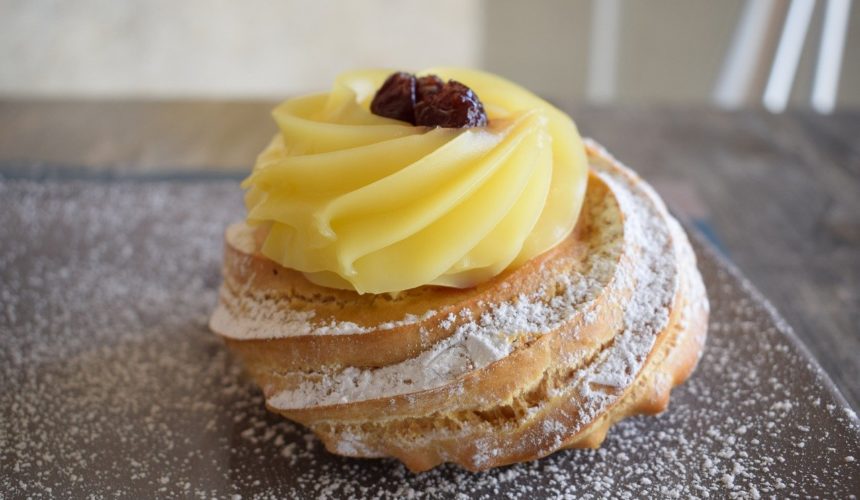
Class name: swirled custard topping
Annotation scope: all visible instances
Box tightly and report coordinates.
[242,68,588,294]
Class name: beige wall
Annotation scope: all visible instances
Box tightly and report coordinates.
[0,0,483,98]
[1,0,858,108]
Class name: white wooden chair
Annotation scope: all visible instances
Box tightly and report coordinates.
[586,0,853,113]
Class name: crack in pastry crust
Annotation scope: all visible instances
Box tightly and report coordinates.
[209,141,709,472]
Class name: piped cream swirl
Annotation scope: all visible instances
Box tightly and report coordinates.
[242,68,588,294]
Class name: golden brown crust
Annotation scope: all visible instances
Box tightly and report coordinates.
[209,143,709,472]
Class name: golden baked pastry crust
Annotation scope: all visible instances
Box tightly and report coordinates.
[210,142,709,472]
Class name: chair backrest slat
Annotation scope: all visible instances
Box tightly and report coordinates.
[812,0,853,113]
[586,0,622,104]
[713,0,782,109]
[763,0,817,112]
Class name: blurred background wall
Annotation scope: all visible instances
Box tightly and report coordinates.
[1,0,858,109]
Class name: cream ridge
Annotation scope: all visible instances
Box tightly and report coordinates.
[242,68,588,294]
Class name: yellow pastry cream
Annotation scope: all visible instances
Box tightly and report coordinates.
[242,68,588,294]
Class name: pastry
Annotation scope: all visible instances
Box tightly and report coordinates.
[210,68,708,472]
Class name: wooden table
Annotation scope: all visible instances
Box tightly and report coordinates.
[2,100,858,410]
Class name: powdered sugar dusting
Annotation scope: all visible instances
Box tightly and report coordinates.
[2,169,858,497]
[553,144,693,432]
[213,286,439,338]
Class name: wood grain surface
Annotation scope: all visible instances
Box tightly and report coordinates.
[1,99,857,410]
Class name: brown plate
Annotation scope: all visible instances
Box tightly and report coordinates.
[1,171,858,498]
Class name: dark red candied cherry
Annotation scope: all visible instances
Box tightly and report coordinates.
[415,74,444,102]
[370,72,417,124]
[415,80,488,128]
